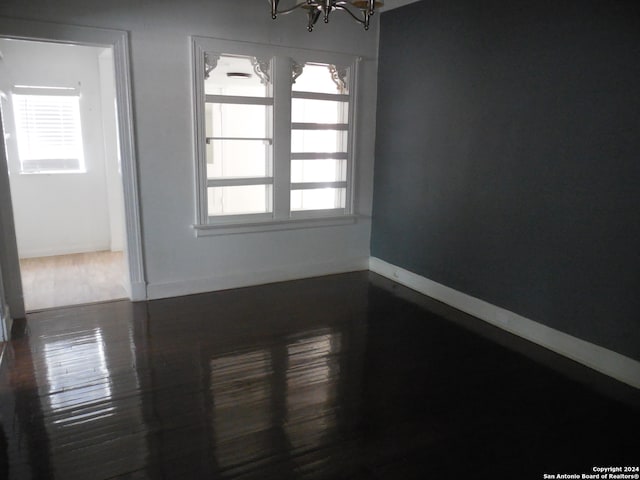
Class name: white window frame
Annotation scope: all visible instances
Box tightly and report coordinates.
[11,86,86,175]
[191,37,359,236]
[203,59,275,223]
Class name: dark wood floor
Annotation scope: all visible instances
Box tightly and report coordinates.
[0,272,638,479]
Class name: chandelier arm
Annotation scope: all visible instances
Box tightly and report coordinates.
[308,8,322,31]
[279,3,309,15]
[269,0,310,17]
[333,5,366,25]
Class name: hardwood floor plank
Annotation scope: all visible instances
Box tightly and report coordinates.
[0,272,638,479]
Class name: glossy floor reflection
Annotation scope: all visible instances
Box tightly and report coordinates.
[0,272,638,479]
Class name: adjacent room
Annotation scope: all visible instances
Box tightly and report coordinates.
[0,38,128,311]
[0,1,638,478]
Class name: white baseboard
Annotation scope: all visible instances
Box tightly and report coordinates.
[147,257,370,300]
[129,281,147,302]
[369,257,640,389]
[0,307,7,370]
[1,305,9,342]
[0,300,13,342]
[18,242,111,259]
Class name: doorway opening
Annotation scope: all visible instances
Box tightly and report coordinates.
[0,38,129,311]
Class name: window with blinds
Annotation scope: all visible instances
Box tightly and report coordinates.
[12,91,85,173]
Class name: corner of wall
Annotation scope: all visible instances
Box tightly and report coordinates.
[369,257,640,390]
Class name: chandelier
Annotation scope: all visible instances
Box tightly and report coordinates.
[269,1,384,31]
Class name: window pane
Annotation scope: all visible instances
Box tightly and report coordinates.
[204,55,269,97]
[291,130,348,154]
[292,63,348,95]
[290,63,350,214]
[206,140,269,179]
[208,185,272,216]
[291,160,346,183]
[206,103,269,139]
[291,98,348,124]
[291,188,346,211]
[13,93,85,172]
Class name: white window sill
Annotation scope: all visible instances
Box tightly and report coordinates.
[193,214,359,237]
[19,170,87,175]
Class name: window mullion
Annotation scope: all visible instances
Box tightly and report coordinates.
[272,56,292,220]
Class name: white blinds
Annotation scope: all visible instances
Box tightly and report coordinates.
[13,93,84,172]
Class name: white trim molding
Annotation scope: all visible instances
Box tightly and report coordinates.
[1,305,9,342]
[129,281,148,302]
[0,18,147,302]
[369,257,640,389]
[17,243,113,260]
[194,214,357,237]
[147,257,369,300]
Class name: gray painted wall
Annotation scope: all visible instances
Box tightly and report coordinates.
[371,0,640,361]
[0,0,379,301]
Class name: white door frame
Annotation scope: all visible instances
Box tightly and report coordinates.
[0,18,146,319]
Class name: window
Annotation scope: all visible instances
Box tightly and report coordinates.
[192,37,359,234]
[291,63,349,213]
[12,87,85,174]
[204,54,273,217]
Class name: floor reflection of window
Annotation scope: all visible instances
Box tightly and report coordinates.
[285,331,341,452]
[44,328,115,424]
[37,324,147,479]
[210,349,274,469]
